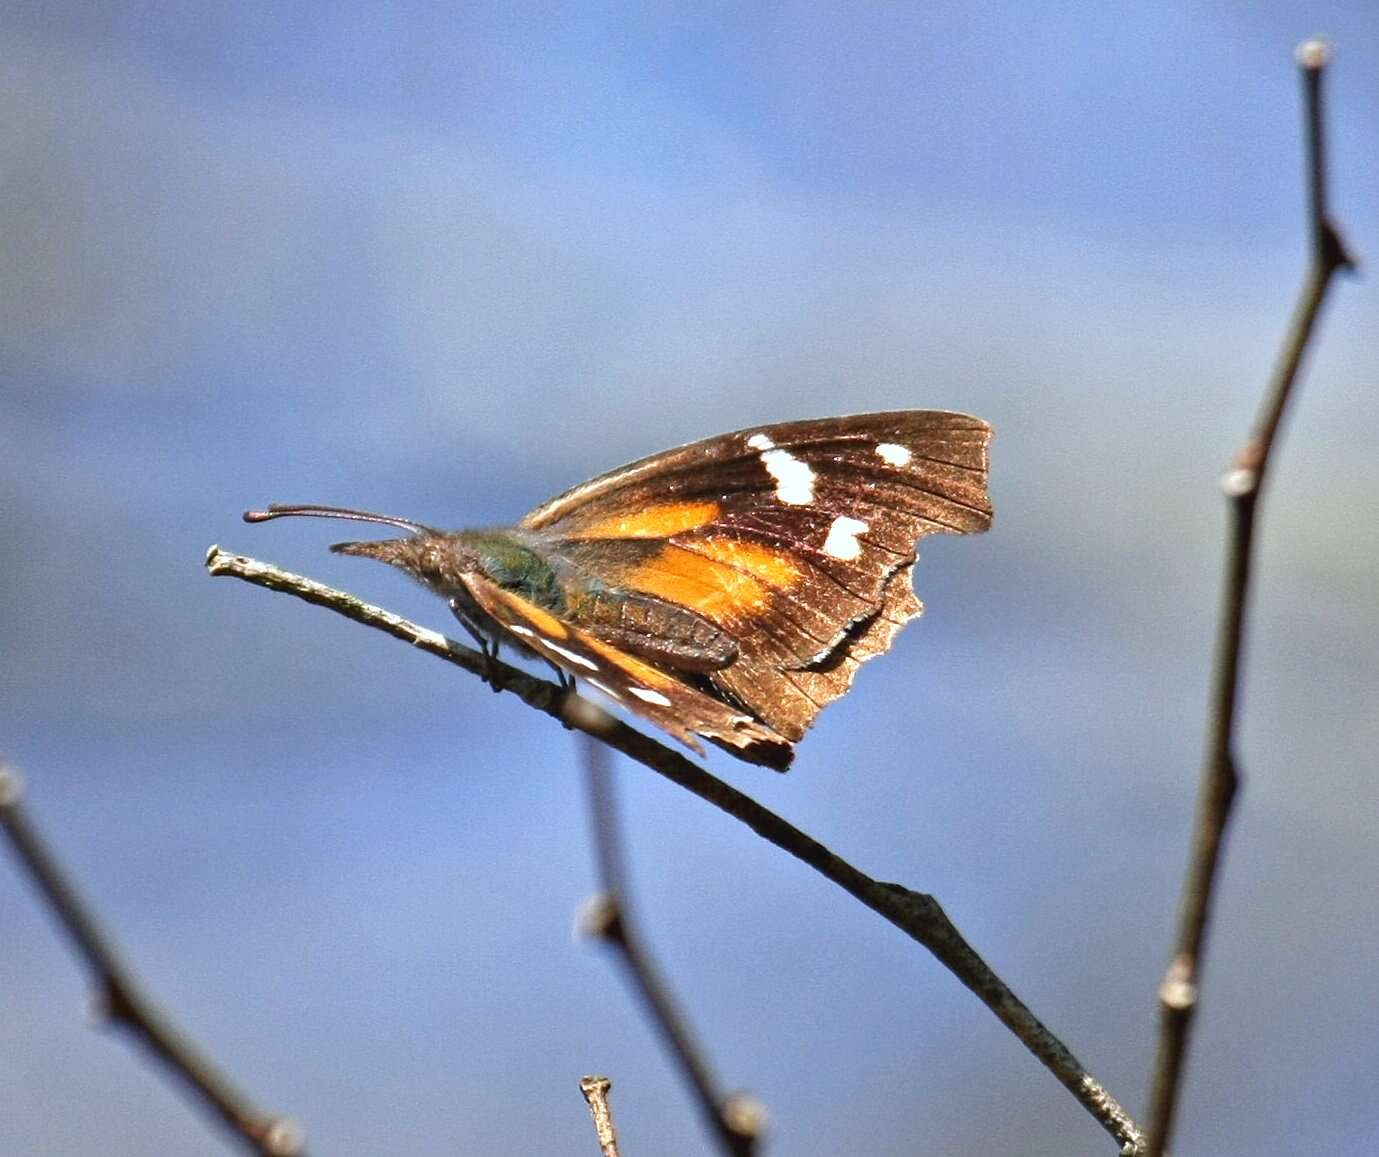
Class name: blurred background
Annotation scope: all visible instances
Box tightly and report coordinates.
[2,5,1376,1155]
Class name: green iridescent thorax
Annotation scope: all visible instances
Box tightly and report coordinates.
[448,529,566,611]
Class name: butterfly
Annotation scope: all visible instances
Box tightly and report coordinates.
[245,411,991,770]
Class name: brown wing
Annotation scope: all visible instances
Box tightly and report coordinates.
[522,411,990,536]
[459,571,794,769]
[523,412,992,742]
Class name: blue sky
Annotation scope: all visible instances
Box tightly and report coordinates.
[2,5,1377,1155]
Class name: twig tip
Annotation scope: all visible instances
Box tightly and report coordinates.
[259,1116,306,1157]
[722,1090,769,1140]
[1294,37,1332,71]
[580,1075,620,1157]
[579,1074,612,1099]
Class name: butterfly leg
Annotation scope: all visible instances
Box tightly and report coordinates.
[545,661,576,693]
[449,598,505,690]
[449,597,574,694]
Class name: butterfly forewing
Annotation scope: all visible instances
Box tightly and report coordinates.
[520,411,992,748]
[521,411,990,534]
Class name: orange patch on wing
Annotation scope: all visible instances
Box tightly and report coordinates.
[681,536,800,590]
[487,587,568,639]
[567,500,719,540]
[621,544,773,624]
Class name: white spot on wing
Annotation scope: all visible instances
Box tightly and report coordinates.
[876,442,912,466]
[585,678,621,701]
[760,448,815,505]
[507,623,536,637]
[822,515,869,561]
[545,641,598,670]
[628,685,673,707]
[746,433,775,450]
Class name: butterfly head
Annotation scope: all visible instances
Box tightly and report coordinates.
[330,532,452,578]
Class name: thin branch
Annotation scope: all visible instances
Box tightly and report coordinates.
[579,1075,622,1157]
[578,732,763,1157]
[0,764,304,1157]
[1145,39,1354,1157]
[208,545,1145,1153]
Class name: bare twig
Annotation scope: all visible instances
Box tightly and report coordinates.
[578,731,762,1157]
[579,1075,621,1157]
[1145,39,1354,1157]
[208,545,1145,1153]
[0,764,304,1157]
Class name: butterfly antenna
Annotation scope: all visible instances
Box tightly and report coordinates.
[243,504,434,535]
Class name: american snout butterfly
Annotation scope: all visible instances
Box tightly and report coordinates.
[246,411,991,769]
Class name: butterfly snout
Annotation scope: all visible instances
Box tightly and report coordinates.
[329,537,412,563]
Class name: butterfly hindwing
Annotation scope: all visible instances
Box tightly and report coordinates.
[459,571,795,769]
[523,411,992,744]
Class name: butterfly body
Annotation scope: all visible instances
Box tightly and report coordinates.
[338,528,742,675]
[247,410,993,770]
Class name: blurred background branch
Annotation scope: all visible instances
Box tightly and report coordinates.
[0,764,303,1157]
[578,730,762,1157]
[1145,38,1355,1157]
